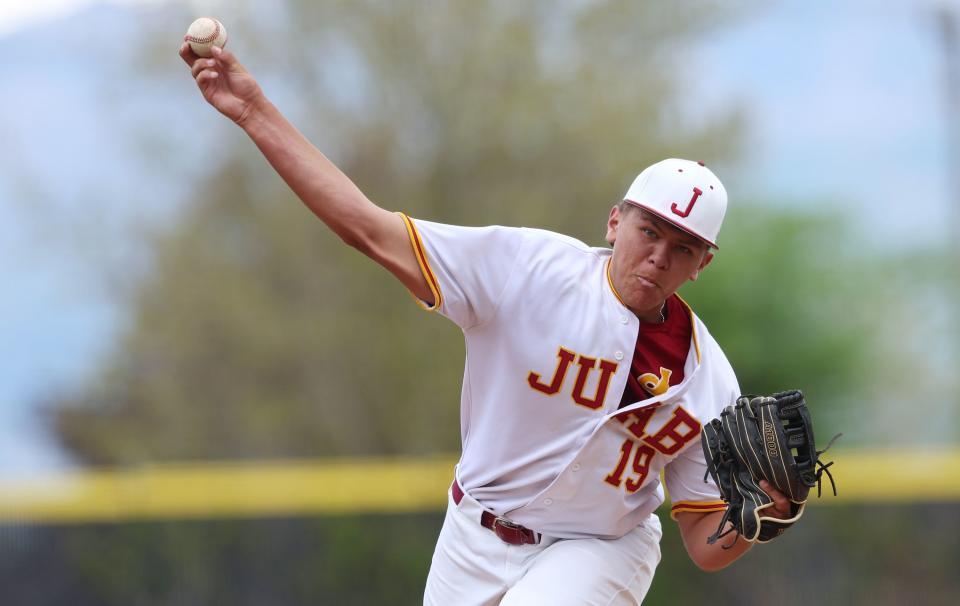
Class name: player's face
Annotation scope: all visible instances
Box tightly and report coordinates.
[605,205,713,321]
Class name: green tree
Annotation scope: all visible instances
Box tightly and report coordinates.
[682,206,871,437]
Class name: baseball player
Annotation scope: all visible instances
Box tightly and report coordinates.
[181,42,792,605]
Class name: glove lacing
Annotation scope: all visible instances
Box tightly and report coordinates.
[813,432,842,498]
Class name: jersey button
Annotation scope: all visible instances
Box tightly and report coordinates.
[571,463,581,472]
[614,351,624,361]
[620,316,628,324]
[543,498,553,506]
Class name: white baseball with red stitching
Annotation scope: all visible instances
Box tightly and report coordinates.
[185,17,228,58]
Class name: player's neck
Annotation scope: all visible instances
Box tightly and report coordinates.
[632,301,667,324]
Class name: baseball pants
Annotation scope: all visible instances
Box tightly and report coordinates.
[423,485,662,606]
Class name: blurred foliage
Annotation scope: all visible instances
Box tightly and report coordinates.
[2,503,958,605]
[0,514,441,606]
[683,206,872,439]
[648,502,960,606]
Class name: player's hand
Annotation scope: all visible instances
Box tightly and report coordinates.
[179,43,263,126]
[759,479,791,519]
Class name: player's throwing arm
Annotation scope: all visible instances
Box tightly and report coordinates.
[178,19,432,305]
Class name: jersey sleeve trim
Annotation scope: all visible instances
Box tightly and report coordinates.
[669,500,726,521]
[397,213,443,311]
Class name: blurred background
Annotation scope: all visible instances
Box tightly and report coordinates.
[1,0,958,604]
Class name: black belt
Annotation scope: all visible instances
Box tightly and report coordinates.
[451,480,540,546]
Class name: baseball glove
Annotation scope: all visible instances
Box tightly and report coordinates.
[700,390,839,545]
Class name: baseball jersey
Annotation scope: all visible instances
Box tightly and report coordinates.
[618,294,691,408]
[399,214,737,539]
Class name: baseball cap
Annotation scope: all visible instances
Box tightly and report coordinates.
[622,158,728,248]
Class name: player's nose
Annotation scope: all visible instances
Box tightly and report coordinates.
[646,242,669,270]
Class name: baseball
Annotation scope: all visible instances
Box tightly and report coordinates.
[185,17,228,58]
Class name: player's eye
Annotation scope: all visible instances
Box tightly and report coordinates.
[641,228,657,238]
[676,245,692,255]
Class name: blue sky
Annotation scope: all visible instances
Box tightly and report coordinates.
[0,0,955,474]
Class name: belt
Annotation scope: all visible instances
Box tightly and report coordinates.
[451,480,540,546]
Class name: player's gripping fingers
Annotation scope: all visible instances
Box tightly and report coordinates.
[179,41,201,67]
[759,480,791,519]
[192,58,218,79]
[210,46,247,77]
[196,69,220,86]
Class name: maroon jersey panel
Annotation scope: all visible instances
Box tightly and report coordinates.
[618,294,693,408]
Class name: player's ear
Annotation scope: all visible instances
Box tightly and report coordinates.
[688,251,714,282]
[605,205,621,246]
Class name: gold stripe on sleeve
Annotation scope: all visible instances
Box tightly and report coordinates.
[397,212,443,311]
[669,499,727,521]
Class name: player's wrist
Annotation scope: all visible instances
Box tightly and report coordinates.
[235,92,272,130]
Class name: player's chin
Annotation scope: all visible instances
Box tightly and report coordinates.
[623,283,662,307]
[622,293,663,317]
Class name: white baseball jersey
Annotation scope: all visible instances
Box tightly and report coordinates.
[400,214,738,539]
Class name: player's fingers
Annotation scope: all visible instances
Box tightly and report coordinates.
[192,58,217,79]
[179,41,200,67]
[196,69,220,86]
[210,45,242,72]
[759,480,790,516]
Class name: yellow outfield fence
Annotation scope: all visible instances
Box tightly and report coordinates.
[0,448,957,524]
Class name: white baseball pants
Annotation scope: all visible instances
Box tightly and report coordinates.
[423,486,662,606]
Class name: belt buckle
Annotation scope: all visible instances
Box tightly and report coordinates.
[492,516,532,544]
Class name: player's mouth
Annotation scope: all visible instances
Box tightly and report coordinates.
[634,275,660,289]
